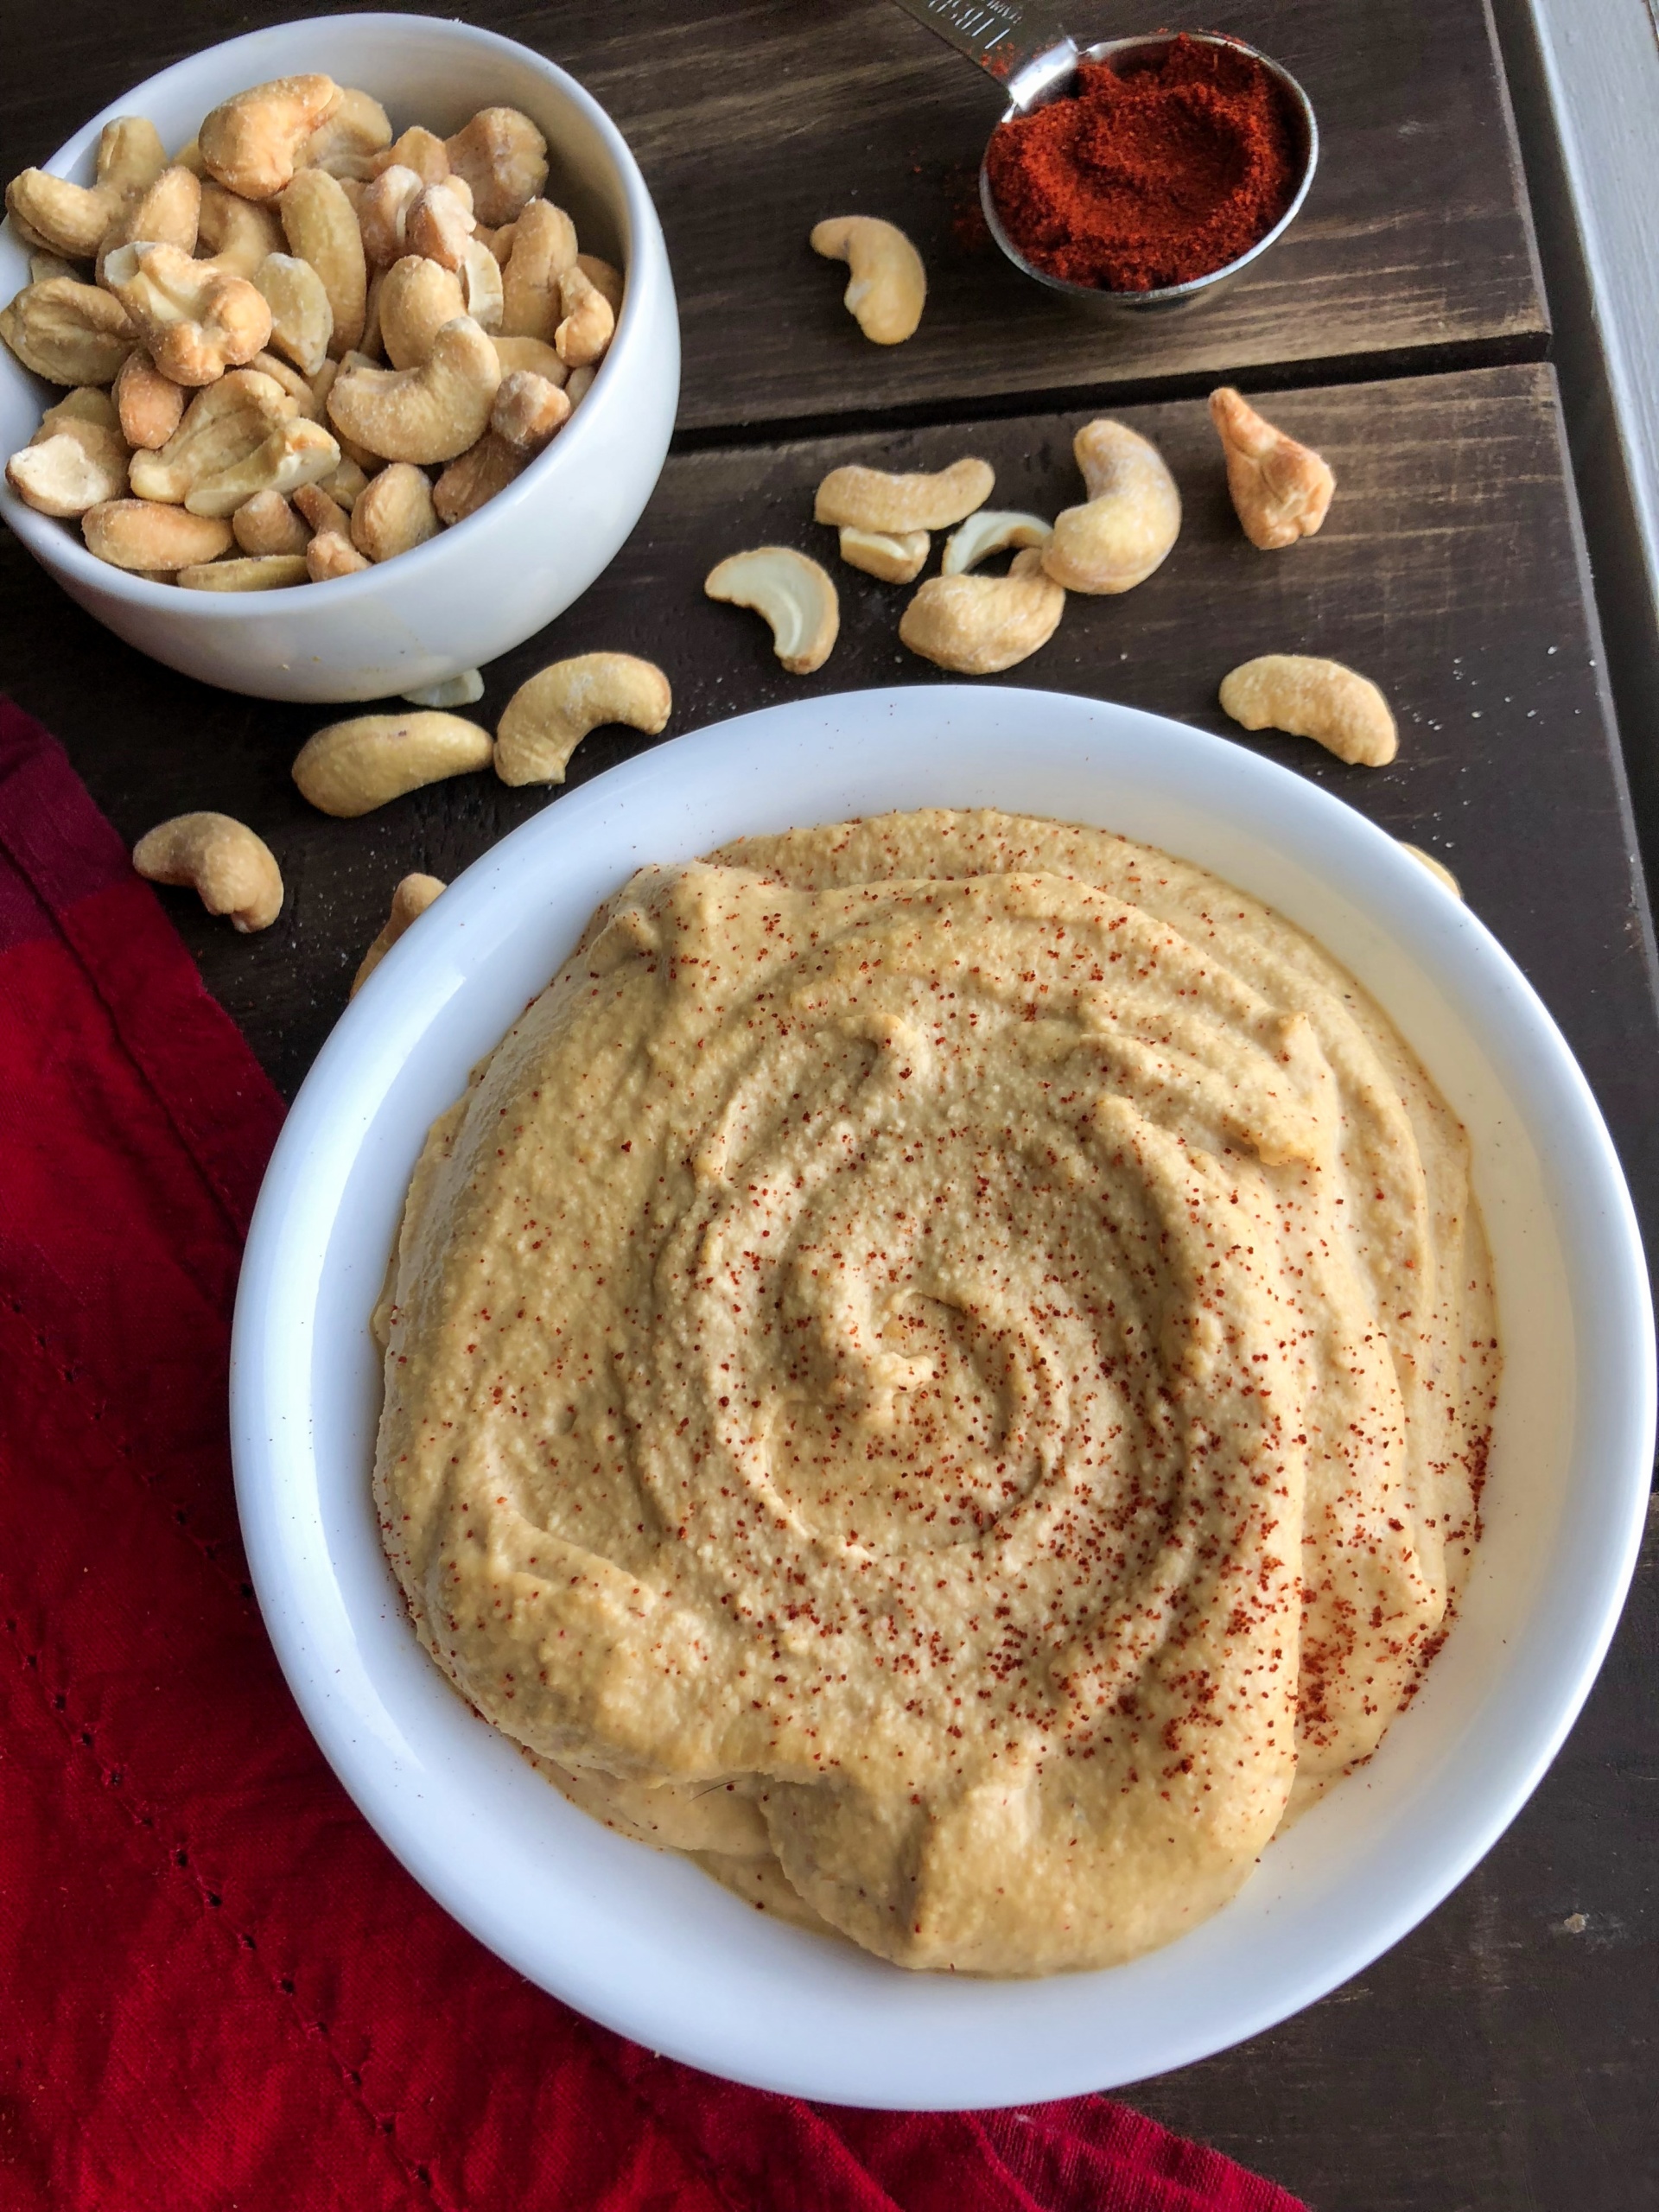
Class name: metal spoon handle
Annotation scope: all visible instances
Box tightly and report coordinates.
[889,0,1079,99]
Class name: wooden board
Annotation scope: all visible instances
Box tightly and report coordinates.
[0,0,1548,430]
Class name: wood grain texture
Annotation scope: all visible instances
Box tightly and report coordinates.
[0,0,1547,430]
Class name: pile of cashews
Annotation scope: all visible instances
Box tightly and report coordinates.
[3,73,622,587]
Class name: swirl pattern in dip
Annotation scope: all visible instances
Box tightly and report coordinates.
[373,808,1497,1974]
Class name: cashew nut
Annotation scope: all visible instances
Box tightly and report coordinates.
[200,75,342,201]
[432,430,523,524]
[353,873,445,993]
[1040,420,1180,594]
[406,183,474,272]
[83,499,234,570]
[899,547,1065,674]
[184,416,340,517]
[279,167,367,355]
[95,164,201,283]
[6,426,129,516]
[444,108,548,227]
[5,115,165,258]
[28,251,82,287]
[40,386,121,435]
[499,199,577,342]
[377,255,464,368]
[554,265,613,368]
[1399,843,1462,897]
[317,454,371,510]
[178,551,310,591]
[495,653,671,786]
[128,369,293,504]
[0,278,135,385]
[327,315,499,465]
[563,364,597,411]
[134,812,283,931]
[295,482,349,536]
[492,333,565,385]
[575,254,624,314]
[349,461,438,560]
[232,487,309,556]
[113,348,187,448]
[458,237,503,332]
[942,509,1052,575]
[814,455,994,534]
[705,547,839,675]
[103,242,273,385]
[1218,655,1397,768]
[837,527,928,584]
[373,127,450,187]
[301,87,392,179]
[487,220,517,268]
[810,215,925,345]
[1210,388,1335,550]
[254,252,333,377]
[357,164,424,267]
[402,669,482,709]
[292,710,493,815]
[307,532,371,580]
[249,347,321,417]
[196,180,284,279]
[490,369,569,452]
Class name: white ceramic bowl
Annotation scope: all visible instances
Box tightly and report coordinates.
[0,15,679,702]
[231,688,1654,2108]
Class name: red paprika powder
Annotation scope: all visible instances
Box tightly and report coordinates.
[984,35,1299,292]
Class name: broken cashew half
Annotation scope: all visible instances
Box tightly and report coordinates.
[815,455,993,534]
[495,652,671,786]
[899,546,1065,674]
[810,216,926,345]
[133,811,283,932]
[292,709,494,816]
[942,509,1052,575]
[1218,655,1397,767]
[1209,388,1335,550]
[705,547,839,675]
[838,526,928,584]
[353,873,445,994]
[1043,420,1180,594]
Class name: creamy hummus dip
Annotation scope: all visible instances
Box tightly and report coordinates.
[373,808,1497,1975]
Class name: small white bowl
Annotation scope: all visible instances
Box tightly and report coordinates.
[231,688,1653,2107]
[0,15,679,702]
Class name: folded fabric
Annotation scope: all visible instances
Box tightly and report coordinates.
[0,697,1307,2212]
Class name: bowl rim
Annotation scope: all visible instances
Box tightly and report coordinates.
[230,684,1655,2107]
[0,10,663,615]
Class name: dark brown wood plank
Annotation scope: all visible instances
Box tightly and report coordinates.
[0,0,1546,429]
[3,361,1654,2209]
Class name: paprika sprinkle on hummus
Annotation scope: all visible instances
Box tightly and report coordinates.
[984,35,1300,293]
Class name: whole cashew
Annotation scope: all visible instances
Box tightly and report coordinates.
[5,115,165,258]
[196,180,284,279]
[899,547,1065,673]
[705,547,839,674]
[810,216,925,345]
[199,75,342,201]
[103,241,274,385]
[134,812,282,931]
[352,872,445,993]
[499,199,577,342]
[814,455,993,534]
[349,461,438,561]
[292,710,494,815]
[178,551,310,591]
[113,348,187,449]
[377,255,465,368]
[1042,420,1180,594]
[554,265,613,368]
[326,315,500,464]
[1210,388,1335,550]
[0,278,135,385]
[83,499,234,571]
[232,487,309,556]
[1218,655,1397,767]
[280,167,367,355]
[254,252,334,377]
[444,108,548,227]
[837,526,929,583]
[495,652,671,785]
[942,508,1052,575]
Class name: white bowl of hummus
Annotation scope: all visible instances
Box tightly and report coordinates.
[232,685,1653,2106]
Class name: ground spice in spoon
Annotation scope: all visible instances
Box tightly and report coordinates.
[984,35,1299,292]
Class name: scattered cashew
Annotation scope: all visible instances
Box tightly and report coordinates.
[184,416,340,517]
[199,75,342,201]
[6,428,129,516]
[1218,655,1398,767]
[814,455,994,534]
[292,709,493,815]
[1042,420,1180,594]
[279,166,367,355]
[233,487,309,555]
[432,430,523,524]
[113,349,187,449]
[83,499,234,570]
[196,180,284,278]
[178,551,311,591]
[353,873,446,993]
[103,241,273,385]
[377,254,464,369]
[499,198,577,342]
[458,238,503,333]
[326,314,499,465]
[837,526,929,584]
[445,108,548,227]
[134,812,283,931]
[942,509,1052,575]
[96,164,201,283]
[1399,843,1462,898]
[1210,388,1335,550]
[406,182,474,271]
[254,252,334,377]
[496,653,671,785]
[810,215,925,345]
[402,669,482,708]
[554,264,613,367]
[705,547,839,675]
[0,278,135,385]
[899,547,1065,674]
[128,370,293,504]
[350,461,438,560]
[5,115,165,259]
[301,87,392,178]
[490,369,569,452]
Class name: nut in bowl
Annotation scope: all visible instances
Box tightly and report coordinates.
[0,14,679,701]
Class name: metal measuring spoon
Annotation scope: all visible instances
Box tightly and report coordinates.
[892,1,1319,314]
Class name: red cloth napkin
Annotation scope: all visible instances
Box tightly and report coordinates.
[0,698,1308,2212]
